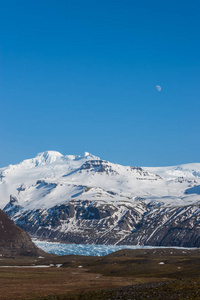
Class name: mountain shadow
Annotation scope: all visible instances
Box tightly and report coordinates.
[185,185,200,195]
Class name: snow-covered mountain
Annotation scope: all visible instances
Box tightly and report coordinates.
[1,151,200,247]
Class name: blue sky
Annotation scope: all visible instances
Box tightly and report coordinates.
[0,0,199,167]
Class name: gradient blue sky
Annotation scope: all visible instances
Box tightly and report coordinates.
[0,0,199,167]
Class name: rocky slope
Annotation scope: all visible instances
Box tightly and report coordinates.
[1,151,200,247]
[0,209,46,256]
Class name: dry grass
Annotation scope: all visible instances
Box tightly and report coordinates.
[0,266,137,300]
[1,248,200,299]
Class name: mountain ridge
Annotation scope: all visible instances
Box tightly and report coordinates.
[1,151,200,247]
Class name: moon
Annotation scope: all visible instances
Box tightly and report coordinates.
[156,85,161,92]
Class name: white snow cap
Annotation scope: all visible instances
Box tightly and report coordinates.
[17,151,64,169]
[34,151,63,165]
[84,152,90,156]
[83,152,100,160]
[1,150,200,210]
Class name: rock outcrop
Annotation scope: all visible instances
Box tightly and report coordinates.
[0,209,46,257]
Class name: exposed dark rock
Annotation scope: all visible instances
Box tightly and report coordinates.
[3,196,200,247]
[80,160,119,175]
[0,209,47,257]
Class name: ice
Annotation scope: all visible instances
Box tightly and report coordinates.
[33,240,197,257]
[34,240,143,256]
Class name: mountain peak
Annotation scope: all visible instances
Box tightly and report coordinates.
[84,151,90,157]
[33,151,63,166]
[36,151,63,160]
[16,151,64,168]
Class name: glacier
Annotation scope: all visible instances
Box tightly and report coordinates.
[33,240,196,256]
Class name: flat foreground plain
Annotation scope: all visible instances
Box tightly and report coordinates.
[1,248,200,299]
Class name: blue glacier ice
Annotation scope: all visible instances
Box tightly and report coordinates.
[33,241,197,256]
[33,240,158,256]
